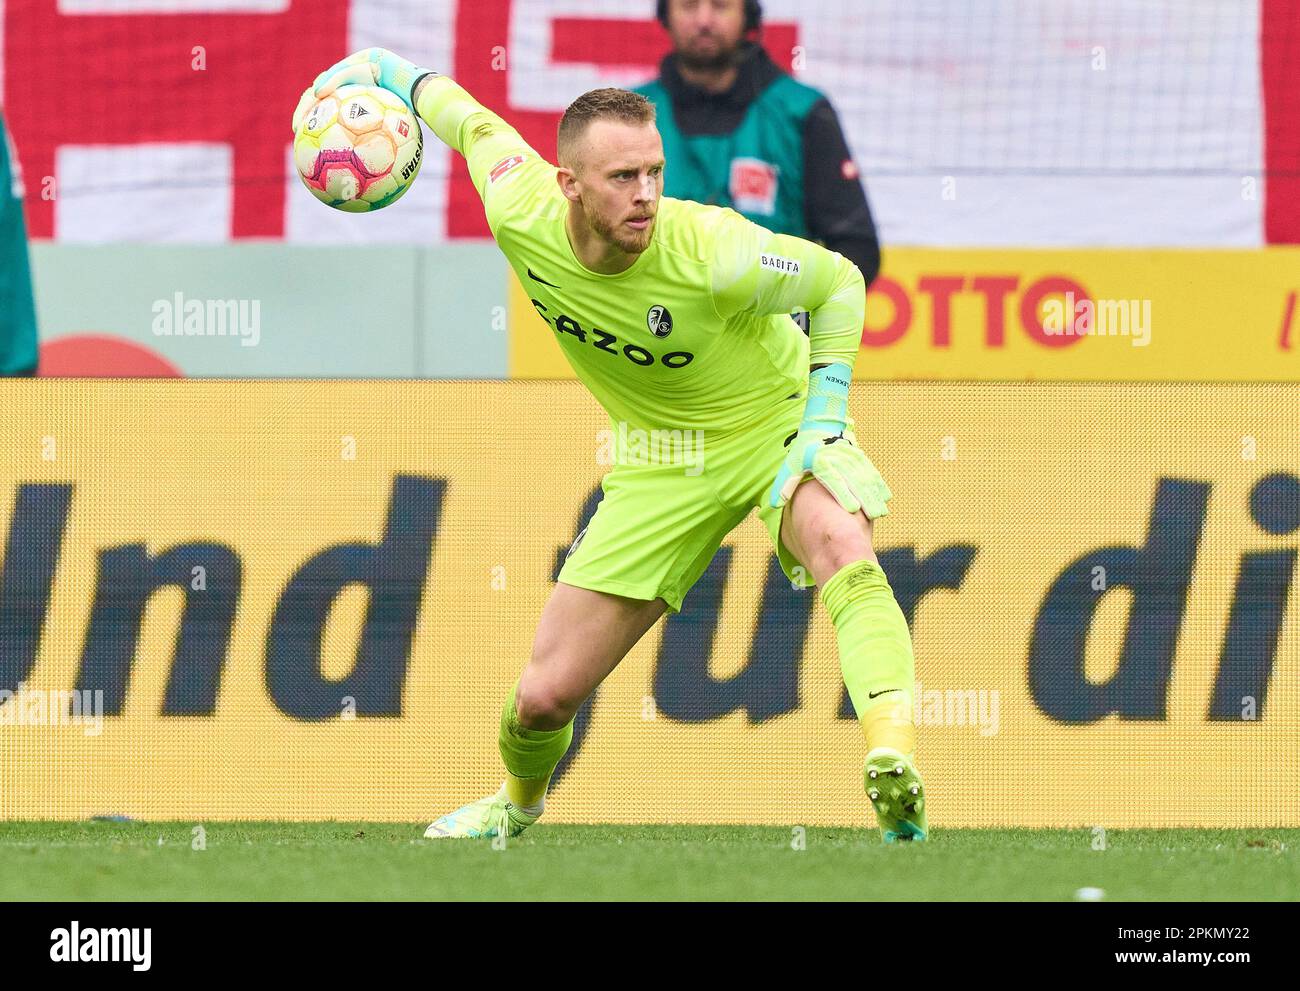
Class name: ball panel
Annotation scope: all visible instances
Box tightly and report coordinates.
[373,88,408,112]
[382,178,414,207]
[320,122,358,153]
[323,166,362,203]
[393,132,423,185]
[301,98,338,136]
[386,111,418,146]
[360,174,398,204]
[339,94,384,134]
[354,131,397,174]
[293,136,321,179]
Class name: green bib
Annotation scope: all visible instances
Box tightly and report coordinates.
[636,75,823,237]
[0,115,39,375]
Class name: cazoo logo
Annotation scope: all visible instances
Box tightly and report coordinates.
[530,300,694,368]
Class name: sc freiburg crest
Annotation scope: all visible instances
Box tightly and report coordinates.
[647,305,673,338]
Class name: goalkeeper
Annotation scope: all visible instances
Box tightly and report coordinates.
[299,50,927,843]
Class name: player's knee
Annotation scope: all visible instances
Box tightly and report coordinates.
[515,672,582,730]
[832,541,878,575]
[806,520,877,581]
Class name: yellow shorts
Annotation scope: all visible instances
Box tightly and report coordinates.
[557,398,892,613]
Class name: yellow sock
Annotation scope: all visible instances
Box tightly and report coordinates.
[498,682,572,809]
[504,772,551,808]
[820,559,918,760]
[861,697,917,759]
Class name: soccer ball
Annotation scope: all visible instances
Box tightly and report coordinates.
[293,84,423,212]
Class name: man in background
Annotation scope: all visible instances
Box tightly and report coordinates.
[0,112,39,376]
[636,0,880,293]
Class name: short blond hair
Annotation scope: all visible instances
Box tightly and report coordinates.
[557,88,657,169]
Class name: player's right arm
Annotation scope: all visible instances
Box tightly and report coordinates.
[303,48,548,227]
[411,74,548,208]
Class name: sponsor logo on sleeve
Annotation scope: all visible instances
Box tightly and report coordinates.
[489,155,526,184]
[760,253,801,277]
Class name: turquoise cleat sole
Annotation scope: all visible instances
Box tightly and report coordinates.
[864,747,928,844]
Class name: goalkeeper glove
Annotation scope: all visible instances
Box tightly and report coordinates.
[302,48,435,118]
[767,362,888,515]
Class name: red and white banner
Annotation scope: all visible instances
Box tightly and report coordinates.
[2,0,1297,245]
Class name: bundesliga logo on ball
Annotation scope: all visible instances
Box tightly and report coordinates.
[292,84,423,212]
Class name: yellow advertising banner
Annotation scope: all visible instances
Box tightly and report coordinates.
[0,381,1296,827]
[509,248,1300,381]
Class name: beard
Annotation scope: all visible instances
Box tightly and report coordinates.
[674,33,743,73]
[585,199,656,255]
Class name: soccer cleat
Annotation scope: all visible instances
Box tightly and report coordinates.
[864,747,928,843]
[423,784,539,840]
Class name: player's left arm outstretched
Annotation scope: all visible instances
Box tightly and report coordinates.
[710,215,881,516]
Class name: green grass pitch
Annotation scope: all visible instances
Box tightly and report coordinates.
[1,823,1296,901]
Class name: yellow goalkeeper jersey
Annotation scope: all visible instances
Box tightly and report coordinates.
[416,76,866,434]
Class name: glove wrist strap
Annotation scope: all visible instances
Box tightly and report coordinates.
[408,69,439,112]
[800,361,853,432]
